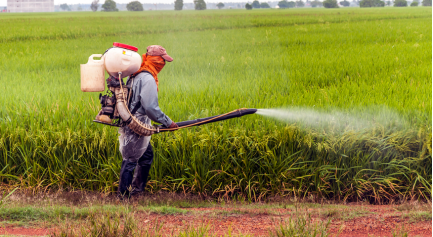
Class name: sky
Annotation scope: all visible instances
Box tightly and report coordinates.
[1,0,248,6]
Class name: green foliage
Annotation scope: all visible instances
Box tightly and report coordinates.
[60,3,71,11]
[311,0,323,7]
[360,0,385,7]
[296,0,305,7]
[269,214,331,236]
[278,0,296,8]
[245,3,253,9]
[422,0,431,5]
[252,0,261,8]
[216,2,225,9]
[261,2,271,8]
[324,0,340,7]
[0,9,431,202]
[411,1,419,5]
[101,0,119,11]
[340,0,351,6]
[174,0,183,10]
[126,1,143,11]
[394,0,408,6]
[90,0,99,11]
[194,0,206,10]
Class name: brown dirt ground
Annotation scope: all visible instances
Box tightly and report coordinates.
[0,204,431,236]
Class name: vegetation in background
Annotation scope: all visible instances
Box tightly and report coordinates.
[126,1,143,11]
[216,2,225,9]
[0,9,431,203]
[296,0,305,7]
[394,0,408,6]
[194,0,206,10]
[252,0,261,8]
[174,0,183,10]
[360,0,385,7]
[278,0,296,8]
[311,0,323,6]
[422,0,432,5]
[245,3,252,9]
[323,0,340,7]
[340,0,351,6]
[90,0,99,11]
[411,1,419,5]
[60,3,71,11]
[261,2,271,8]
[101,0,118,11]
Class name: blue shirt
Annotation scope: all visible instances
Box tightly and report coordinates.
[127,72,173,127]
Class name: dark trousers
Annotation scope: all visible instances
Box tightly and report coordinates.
[118,144,154,196]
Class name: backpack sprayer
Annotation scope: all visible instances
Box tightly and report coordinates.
[81,42,257,136]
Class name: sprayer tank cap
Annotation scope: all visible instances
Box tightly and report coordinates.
[113,42,138,52]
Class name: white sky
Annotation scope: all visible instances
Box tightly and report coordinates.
[1,0,248,6]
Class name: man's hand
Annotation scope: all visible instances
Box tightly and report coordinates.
[168,122,179,130]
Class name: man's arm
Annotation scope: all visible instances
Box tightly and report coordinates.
[138,75,173,127]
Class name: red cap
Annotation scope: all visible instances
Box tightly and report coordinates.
[113,42,138,52]
[146,45,173,62]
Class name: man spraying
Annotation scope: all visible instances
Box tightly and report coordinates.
[118,45,178,198]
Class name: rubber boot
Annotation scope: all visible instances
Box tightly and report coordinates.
[131,144,154,195]
[118,160,138,197]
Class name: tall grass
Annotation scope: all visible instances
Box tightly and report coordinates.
[0,8,431,202]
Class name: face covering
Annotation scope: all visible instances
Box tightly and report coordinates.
[133,54,166,91]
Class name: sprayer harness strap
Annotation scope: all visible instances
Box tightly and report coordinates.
[130,96,142,115]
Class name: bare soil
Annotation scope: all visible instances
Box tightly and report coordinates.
[0,204,431,236]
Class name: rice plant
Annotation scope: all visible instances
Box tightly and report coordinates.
[0,8,431,202]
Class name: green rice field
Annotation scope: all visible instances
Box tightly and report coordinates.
[0,7,431,203]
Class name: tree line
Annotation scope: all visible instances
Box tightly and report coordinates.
[57,0,430,12]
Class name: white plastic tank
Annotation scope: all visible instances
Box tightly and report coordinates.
[104,42,142,79]
[81,54,105,92]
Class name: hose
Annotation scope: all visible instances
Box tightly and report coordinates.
[115,73,256,135]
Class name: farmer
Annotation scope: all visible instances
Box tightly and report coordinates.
[118,45,178,198]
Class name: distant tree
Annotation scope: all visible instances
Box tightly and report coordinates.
[102,0,118,11]
[77,4,83,10]
[323,0,339,7]
[126,1,143,11]
[386,0,392,5]
[410,0,418,5]
[216,2,225,8]
[90,0,99,11]
[422,0,431,5]
[260,2,271,7]
[174,0,183,10]
[60,3,71,11]
[296,0,305,6]
[340,0,350,5]
[393,0,407,6]
[252,0,261,7]
[194,0,206,10]
[245,3,253,9]
[360,0,385,6]
[278,0,290,8]
[311,0,323,7]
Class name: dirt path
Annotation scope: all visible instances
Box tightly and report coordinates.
[0,204,431,236]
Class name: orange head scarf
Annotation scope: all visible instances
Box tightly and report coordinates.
[132,54,166,91]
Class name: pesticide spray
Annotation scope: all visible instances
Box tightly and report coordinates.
[256,107,408,134]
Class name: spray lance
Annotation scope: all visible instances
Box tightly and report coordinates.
[81,42,257,135]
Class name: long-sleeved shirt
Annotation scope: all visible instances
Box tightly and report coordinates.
[126,72,173,127]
